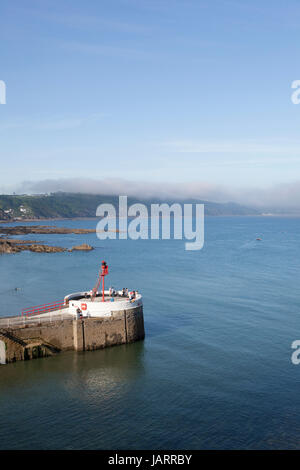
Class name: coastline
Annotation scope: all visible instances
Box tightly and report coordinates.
[1,214,300,225]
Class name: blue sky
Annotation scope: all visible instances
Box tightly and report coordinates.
[1,0,300,203]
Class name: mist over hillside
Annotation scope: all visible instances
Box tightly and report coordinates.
[0,192,261,221]
[10,178,300,215]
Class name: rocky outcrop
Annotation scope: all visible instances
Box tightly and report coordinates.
[0,225,96,254]
[0,239,95,254]
[0,240,66,254]
[27,244,66,253]
[68,243,94,252]
[0,225,96,236]
[0,242,16,254]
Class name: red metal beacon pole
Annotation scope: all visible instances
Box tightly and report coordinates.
[91,261,109,302]
[101,260,109,302]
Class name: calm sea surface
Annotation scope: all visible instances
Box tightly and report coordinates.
[0,216,300,449]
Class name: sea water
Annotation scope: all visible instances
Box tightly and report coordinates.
[0,216,299,449]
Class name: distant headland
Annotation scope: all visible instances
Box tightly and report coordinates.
[0,192,261,222]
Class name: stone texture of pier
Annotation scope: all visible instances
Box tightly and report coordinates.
[0,305,145,364]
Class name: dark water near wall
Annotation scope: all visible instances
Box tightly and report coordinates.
[0,216,300,449]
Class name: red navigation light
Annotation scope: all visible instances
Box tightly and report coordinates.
[101,260,108,276]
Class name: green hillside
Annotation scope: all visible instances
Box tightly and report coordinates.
[0,192,260,221]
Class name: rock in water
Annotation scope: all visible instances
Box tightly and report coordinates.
[0,242,18,254]
[0,240,66,254]
[28,244,66,253]
[69,243,94,252]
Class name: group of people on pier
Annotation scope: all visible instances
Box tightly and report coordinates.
[109,287,137,301]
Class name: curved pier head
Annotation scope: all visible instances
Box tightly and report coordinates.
[65,289,143,318]
[72,303,145,353]
[0,290,145,364]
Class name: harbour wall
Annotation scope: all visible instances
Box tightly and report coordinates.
[0,305,145,364]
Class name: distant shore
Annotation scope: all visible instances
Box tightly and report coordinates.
[0,216,99,224]
[1,214,300,225]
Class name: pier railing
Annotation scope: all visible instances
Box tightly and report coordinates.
[0,312,73,328]
[21,301,66,317]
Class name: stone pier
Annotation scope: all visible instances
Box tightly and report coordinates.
[0,305,145,364]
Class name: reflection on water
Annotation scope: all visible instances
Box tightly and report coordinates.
[64,343,145,402]
[0,342,145,450]
[0,342,145,394]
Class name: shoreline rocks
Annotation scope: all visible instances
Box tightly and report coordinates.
[0,240,66,254]
[0,225,96,254]
[0,242,16,254]
[0,225,96,236]
[0,238,94,254]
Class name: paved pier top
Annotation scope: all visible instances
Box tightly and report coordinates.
[0,292,142,328]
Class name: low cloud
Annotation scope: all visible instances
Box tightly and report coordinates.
[14,177,300,212]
